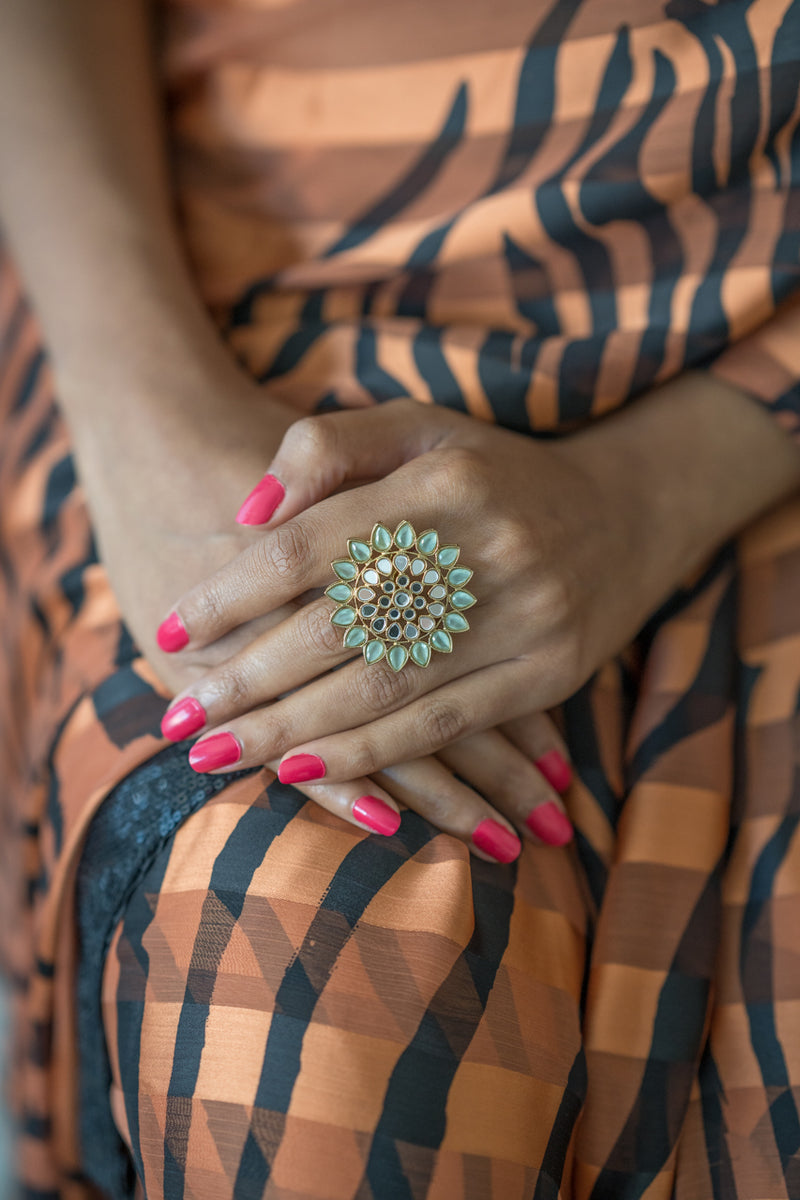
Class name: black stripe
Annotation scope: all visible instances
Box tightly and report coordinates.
[532,1048,588,1199]
[164,785,296,1195]
[740,752,800,1176]
[698,1045,738,1200]
[488,0,583,195]
[324,83,468,259]
[234,809,439,1194]
[362,852,517,1197]
[629,568,736,788]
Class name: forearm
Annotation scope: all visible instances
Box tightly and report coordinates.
[562,369,800,610]
[0,0,239,427]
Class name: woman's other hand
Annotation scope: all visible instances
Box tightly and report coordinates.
[156,395,653,788]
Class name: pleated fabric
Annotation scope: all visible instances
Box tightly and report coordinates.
[1,1,800,1195]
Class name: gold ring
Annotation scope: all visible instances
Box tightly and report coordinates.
[325,521,476,671]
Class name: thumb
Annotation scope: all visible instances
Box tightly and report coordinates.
[234,397,453,527]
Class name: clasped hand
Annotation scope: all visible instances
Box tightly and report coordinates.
[157,397,649,859]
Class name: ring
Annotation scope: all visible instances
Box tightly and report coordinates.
[325,521,476,672]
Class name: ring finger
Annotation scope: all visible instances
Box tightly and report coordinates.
[437,723,573,846]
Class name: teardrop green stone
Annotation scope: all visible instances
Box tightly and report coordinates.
[348,539,371,562]
[417,529,439,555]
[451,590,476,609]
[430,629,453,653]
[343,626,367,647]
[332,560,358,580]
[447,567,472,587]
[394,521,415,549]
[365,639,386,664]
[331,606,357,626]
[388,645,409,672]
[410,641,431,667]
[371,524,392,552]
[444,612,469,632]
[325,583,353,603]
[437,545,459,567]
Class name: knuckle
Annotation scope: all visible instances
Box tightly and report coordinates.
[208,662,252,712]
[258,709,295,759]
[298,600,344,656]
[345,737,379,778]
[284,415,337,458]
[492,513,534,569]
[425,700,467,747]
[448,446,492,508]
[188,581,227,632]
[358,661,416,716]
[266,522,311,584]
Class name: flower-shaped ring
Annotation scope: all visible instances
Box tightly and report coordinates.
[324,521,476,672]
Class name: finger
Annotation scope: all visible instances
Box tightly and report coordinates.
[436,725,573,847]
[157,465,468,652]
[255,658,533,784]
[272,754,521,864]
[159,596,357,740]
[234,398,457,528]
[277,770,403,838]
[372,756,521,863]
[160,581,494,745]
[499,712,573,794]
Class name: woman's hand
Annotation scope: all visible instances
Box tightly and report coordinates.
[157,394,681,800]
[71,369,574,864]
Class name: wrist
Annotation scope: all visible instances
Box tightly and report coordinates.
[555,370,800,613]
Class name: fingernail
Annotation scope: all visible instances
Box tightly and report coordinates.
[472,818,521,864]
[188,732,242,772]
[278,753,326,784]
[156,612,189,653]
[525,801,573,846]
[534,749,572,793]
[236,473,285,526]
[161,697,207,741]
[352,795,401,836]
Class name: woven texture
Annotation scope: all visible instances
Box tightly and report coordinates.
[1,1,799,1195]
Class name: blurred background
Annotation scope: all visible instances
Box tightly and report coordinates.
[0,985,12,1194]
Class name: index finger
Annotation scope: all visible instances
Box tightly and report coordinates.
[155,476,437,653]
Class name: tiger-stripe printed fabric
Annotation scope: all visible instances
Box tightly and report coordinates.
[1,0,800,1195]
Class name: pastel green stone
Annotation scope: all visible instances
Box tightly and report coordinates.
[343,626,367,648]
[430,629,453,653]
[444,612,469,632]
[437,545,459,567]
[326,583,353,603]
[388,645,409,672]
[447,567,472,587]
[365,639,386,664]
[451,590,476,610]
[410,641,431,667]
[395,521,415,549]
[348,539,371,562]
[417,529,439,555]
[371,524,392,552]
[332,560,358,580]
[331,606,357,626]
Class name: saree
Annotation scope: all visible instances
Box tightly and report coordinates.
[1,0,800,1195]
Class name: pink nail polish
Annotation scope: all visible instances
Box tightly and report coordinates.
[472,819,521,864]
[188,732,241,772]
[352,795,401,836]
[278,753,326,784]
[161,698,206,742]
[156,612,189,653]
[534,749,572,793]
[236,473,285,526]
[525,801,573,846]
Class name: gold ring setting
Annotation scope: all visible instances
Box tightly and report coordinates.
[325,521,476,671]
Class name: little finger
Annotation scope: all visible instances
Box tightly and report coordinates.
[436,727,573,847]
